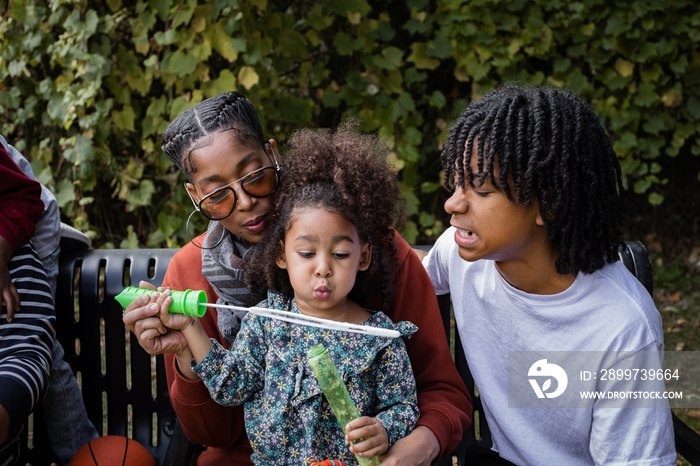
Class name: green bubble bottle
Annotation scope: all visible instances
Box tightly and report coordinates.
[114,286,207,317]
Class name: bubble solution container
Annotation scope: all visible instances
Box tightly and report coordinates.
[307,344,381,466]
[114,286,207,317]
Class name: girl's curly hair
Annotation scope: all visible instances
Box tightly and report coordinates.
[442,84,623,275]
[244,122,406,312]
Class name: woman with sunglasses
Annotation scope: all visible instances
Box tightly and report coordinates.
[122,91,471,466]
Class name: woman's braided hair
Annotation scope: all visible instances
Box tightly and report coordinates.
[244,122,406,312]
[161,91,265,181]
[442,84,623,275]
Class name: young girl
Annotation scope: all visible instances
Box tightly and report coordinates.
[123,91,471,465]
[154,125,419,464]
[422,85,675,465]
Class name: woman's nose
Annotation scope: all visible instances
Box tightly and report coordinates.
[235,187,254,211]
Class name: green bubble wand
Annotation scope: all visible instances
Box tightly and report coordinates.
[115,286,400,338]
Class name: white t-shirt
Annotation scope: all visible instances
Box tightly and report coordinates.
[423,227,676,466]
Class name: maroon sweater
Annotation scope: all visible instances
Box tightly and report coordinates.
[163,232,471,465]
[0,145,44,251]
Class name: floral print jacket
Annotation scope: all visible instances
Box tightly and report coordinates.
[192,290,419,465]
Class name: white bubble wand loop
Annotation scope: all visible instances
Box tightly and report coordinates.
[115,287,400,339]
[200,303,400,339]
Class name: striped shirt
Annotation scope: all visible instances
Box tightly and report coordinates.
[0,243,55,415]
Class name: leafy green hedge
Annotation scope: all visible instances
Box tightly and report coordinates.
[1,0,698,248]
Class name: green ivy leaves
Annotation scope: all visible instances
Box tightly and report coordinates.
[1,0,698,248]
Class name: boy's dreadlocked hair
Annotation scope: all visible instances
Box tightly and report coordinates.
[244,122,406,312]
[442,84,623,275]
[161,91,265,181]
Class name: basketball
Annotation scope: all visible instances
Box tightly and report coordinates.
[68,436,156,466]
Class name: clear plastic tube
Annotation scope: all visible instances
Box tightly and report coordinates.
[308,344,382,466]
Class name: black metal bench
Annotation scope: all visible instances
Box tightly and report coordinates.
[17,241,700,465]
[17,245,197,465]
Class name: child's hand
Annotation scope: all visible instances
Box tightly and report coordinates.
[0,237,19,323]
[345,416,388,458]
[154,289,197,331]
[0,264,19,323]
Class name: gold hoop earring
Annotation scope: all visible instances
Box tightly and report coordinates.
[185,210,226,249]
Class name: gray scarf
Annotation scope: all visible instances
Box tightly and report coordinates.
[201,222,264,346]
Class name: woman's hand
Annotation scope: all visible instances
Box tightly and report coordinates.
[379,426,440,465]
[122,280,189,355]
[122,281,204,380]
[345,416,388,459]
